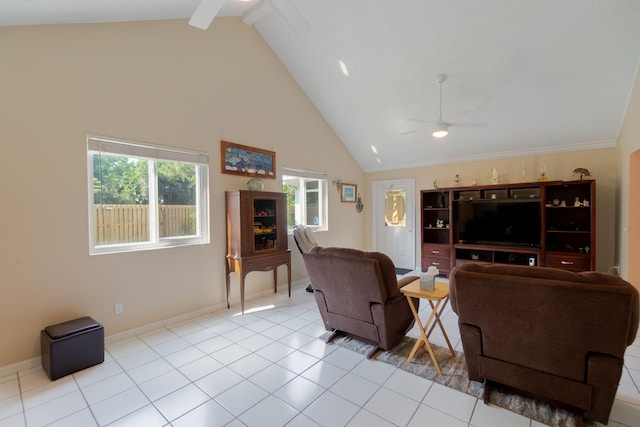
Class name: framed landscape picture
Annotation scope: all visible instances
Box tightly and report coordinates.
[340,183,357,202]
[221,140,276,179]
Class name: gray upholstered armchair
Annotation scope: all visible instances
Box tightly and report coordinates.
[449,263,639,425]
[293,225,318,293]
[303,246,419,357]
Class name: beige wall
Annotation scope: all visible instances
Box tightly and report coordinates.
[364,149,618,273]
[0,19,364,367]
[630,151,640,286]
[616,67,640,285]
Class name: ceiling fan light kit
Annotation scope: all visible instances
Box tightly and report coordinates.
[433,74,449,138]
[433,121,449,138]
[433,128,448,138]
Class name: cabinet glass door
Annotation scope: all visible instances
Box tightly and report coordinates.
[253,198,278,252]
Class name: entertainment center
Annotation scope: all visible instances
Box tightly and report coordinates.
[421,180,595,274]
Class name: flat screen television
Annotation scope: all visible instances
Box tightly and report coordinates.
[455,201,541,248]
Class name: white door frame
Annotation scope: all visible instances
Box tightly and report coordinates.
[372,178,416,269]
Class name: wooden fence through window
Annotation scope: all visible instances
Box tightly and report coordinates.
[94,204,196,245]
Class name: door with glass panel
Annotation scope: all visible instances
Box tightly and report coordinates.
[373,179,415,270]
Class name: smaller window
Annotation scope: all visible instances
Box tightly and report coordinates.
[282,167,328,231]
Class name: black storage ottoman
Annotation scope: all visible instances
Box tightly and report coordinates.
[41,316,104,380]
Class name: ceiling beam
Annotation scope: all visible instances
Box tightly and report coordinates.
[242,1,273,26]
[188,0,225,30]
[269,0,310,35]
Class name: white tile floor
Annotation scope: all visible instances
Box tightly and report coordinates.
[1,282,640,427]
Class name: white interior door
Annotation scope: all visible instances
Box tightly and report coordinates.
[372,179,415,270]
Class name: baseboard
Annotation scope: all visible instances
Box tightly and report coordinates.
[105,279,309,345]
[104,303,227,345]
[0,357,42,378]
[0,279,310,377]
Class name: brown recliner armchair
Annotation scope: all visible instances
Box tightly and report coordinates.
[449,263,639,425]
[303,247,419,358]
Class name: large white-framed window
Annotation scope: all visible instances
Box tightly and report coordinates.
[282,167,328,231]
[87,135,209,255]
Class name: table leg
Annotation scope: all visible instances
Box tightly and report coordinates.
[405,296,444,376]
[425,298,455,356]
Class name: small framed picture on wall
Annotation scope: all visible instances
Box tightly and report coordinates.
[340,183,357,202]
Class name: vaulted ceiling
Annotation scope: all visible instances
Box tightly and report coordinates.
[4,0,640,172]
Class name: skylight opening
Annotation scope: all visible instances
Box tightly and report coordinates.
[339,60,349,76]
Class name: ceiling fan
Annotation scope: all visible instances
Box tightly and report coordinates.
[189,0,310,34]
[403,74,486,138]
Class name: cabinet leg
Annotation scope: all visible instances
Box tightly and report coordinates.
[287,262,291,298]
[273,269,278,294]
[225,260,231,309]
[240,274,246,314]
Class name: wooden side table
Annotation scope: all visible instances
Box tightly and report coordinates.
[400,279,455,376]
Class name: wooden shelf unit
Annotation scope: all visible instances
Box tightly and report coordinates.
[421,190,453,274]
[543,180,595,271]
[420,180,595,273]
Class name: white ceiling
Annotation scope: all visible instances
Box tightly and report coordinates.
[4,0,640,172]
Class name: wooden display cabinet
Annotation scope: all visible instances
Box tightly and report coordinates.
[225,190,291,313]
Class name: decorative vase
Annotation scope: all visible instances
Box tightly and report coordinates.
[247,178,264,191]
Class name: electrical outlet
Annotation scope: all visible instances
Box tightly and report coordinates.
[114,303,124,315]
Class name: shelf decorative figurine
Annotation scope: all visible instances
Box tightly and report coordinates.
[490,168,502,184]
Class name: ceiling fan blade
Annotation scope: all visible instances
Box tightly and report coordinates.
[407,118,431,123]
[448,109,475,122]
[189,0,225,30]
[400,128,422,135]
[449,122,487,128]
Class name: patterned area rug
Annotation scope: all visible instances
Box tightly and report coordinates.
[322,333,591,427]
